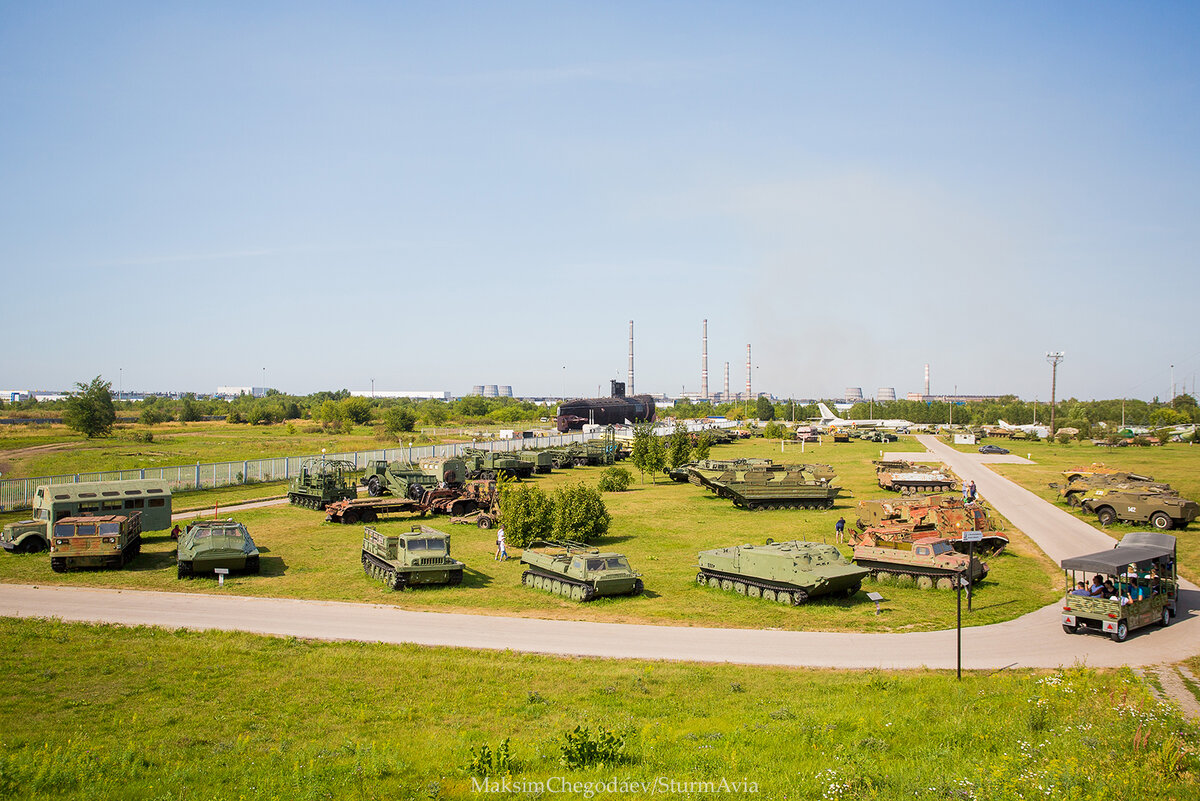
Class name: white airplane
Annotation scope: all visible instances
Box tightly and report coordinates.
[996,419,1051,439]
[813,403,915,430]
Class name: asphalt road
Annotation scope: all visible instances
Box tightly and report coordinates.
[2,437,1196,669]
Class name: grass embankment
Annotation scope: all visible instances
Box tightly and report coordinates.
[0,618,1195,800]
[985,441,1200,583]
[0,439,1060,632]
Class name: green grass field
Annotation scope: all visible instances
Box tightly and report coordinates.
[983,440,1200,583]
[0,438,1061,633]
[0,618,1195,800]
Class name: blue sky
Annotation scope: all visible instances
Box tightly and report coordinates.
[2,2,1198,401]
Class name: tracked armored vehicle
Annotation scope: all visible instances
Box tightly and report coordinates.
[289,458,358,509]
[853,535,988,589]
[855,495,1009,555]
[520,540,643,601]
[361,524,464,590]
[177,519,260,578]
[696,539,867,604]
[874,460,956,494]
[49,514,142,572]
[697,464,843,510]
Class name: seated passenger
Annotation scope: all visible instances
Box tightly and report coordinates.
[1103,579,1116,598]
[1070,581,1090,597]
[1088,575,1106,596]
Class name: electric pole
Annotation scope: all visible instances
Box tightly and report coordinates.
[1046,352,1064,437]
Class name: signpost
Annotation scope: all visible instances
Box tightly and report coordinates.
[866,591,884,616]
[956,573,969,680]
[214,567,229,587]
[961,531,983,612]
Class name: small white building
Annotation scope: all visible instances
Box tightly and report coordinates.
[217,386,268,399]
[348,390,451,401]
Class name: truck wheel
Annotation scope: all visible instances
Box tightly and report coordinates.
[1150,512,1173,531]
[367,477,382,497]
[1109,620,1128,643]
[1096,507,1116,526]
[1160,607,1170,627]
[19,538,47,554]
[477,516,493,530]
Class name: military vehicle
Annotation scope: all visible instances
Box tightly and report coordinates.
[176,519,260,578]
[697,539,867,603]
[520,540,643,601]
[855,495,1010,554]
[461,448,533,480]
[874,460,956,494]
[49,514,142,572]
[289,458,358,509]
[685,458,784,489]
[1,519,50,553]
[1055,472,1171,507]
[517,450,554,474]
[1081,489,1199,530]
[701,465,843,510]
[417,456,469,488]
[361,459,439,499]
[361,524,464,590]
[326,479,496,524]
[1060,464,1124,483]
[853,535,988,589]
[1061,531,1177,642]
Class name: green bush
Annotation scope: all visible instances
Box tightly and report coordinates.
[597,467,632,492]
[496,483,554,548]
[762,421,787,440]
[559,725,626,770]
[552,483,610,543]
[468,738,513,777]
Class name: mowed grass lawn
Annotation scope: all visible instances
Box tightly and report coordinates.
[0,438,1061,632]
[985,440,1200,583]
[0,618,1196,801]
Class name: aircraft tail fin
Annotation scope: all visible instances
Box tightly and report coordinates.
[818,403,842,422]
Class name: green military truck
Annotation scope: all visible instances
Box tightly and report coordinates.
[360,524,464,590]
[361,460,439,500]
[1,519,52,554]
[49,514,143,572]
[1060,532,1177,642]
[3,480,172,553]
[1080,489,1198,530]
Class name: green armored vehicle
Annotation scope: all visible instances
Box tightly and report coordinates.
[462,448,533,480]
[697,539,867,604]
[49,514,142,572]
[177,519,260,578]
[1061,532,1178,642]
[539,448,576,470]
[685,458,774,489]
[1,519,50,554]
[853,536,987,589]
[418,456,469,488]
[1057,473,1172,507]
[700,464,843,510]
[361,459,439,499]
[1081,489,1199,530]
[520,540,643,601]
[361,524,464,590]
[874,460,956,494]
[289,458,358,509]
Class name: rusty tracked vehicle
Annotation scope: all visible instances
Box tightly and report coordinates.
[874,460,957,494]
[853,535,988,589]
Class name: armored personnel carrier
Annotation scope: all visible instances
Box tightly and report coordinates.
[1056,473,1171,507]
[698,464,843,510]
[520,540,643,601]
[874,460,956,494]
[685,458,779,489]
[177,519,260,578]
[361,524,464,590]
[696,539,867,604]
[853,535,988,589]
[289,458,358,509]
[49,514,142,572]
[1081,490,1198,530]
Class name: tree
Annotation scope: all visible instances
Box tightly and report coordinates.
[552,483,610,543]
[316,399,347,430]
[597,467,632,492]
[63,376,116,438]
[179,395,202,422]
[756,396,775,421]
[762,421,787,440]
[667,422,692,470]
[420,399,449,426]
[383,406,417,434]
[497,483,555,548]
[629,422,666,483]
[341,396,374,425]
[693,431,713,460]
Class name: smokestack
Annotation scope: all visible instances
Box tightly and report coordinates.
[924,363,930,396]
[701,319,709,400]
[746,344,752,399]
[724,362,730,402]
[628,320,634,396]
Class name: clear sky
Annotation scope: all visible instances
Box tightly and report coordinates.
[2,2,1198,401]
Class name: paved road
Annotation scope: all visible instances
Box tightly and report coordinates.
[3,438,1197,669]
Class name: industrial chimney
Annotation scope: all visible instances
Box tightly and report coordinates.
[701,319,709,401]
[746,344,752,399]
[924,363,930,397]
[628,320,634,396]
[724,362,730,402]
